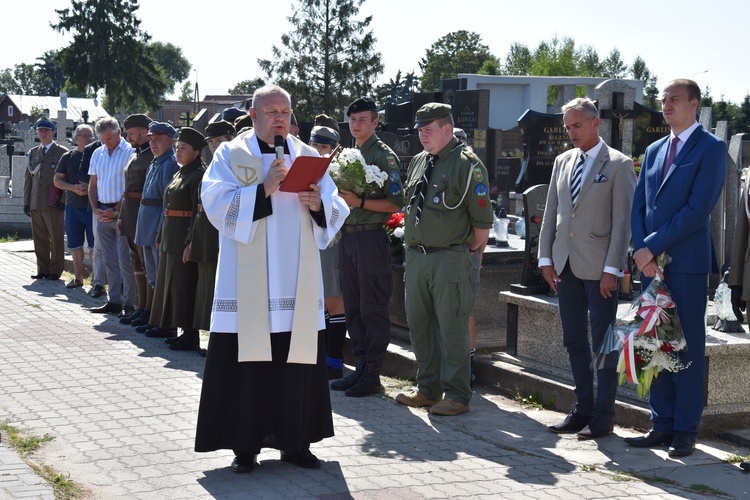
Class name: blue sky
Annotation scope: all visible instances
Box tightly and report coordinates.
[4,0,748,114]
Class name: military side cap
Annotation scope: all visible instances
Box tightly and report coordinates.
[147,121,177,138]
[415,103,452,129]
[123,114,152,130]
[177,127,207,151]
[314,114,339,132]
[222,107,246,122]
[234,114,253,132]
[310,125,340,145]
[346,97,377,117]
[205,120,235,139]
[35,118,56,131]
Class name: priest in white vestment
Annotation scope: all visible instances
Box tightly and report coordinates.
[194,85,348,473]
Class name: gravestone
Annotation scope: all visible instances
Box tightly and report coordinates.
[450,90,490,146]
[378,130,422,178]
[509,184,550,296]
[55,110,74,142]
[515,109,568,192]
[630,102,669,159]
[595,79,636,156]
[495,157,521,210]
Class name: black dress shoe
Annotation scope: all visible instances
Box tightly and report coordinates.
[47,274,60,281]
[89,284,106,298]
[31,273,49,280]
[231,454,258,474]
[280,449,321,469]
[135,323,156,333]
[165,334,183,345]
[740,462,750,471]
[145,327,178,338]
[577,425,614,440]
[549,408,591,434]
[624,430,673,448]
[90,302,122,315]
[168,338,200,351]
[668,432,696,457]
[130,310,152,327]
[120,309,143,325]
[118,305,136,319]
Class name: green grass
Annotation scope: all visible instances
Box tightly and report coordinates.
[0,421,53,453]
[0,232,20,243]
[514,393,544,410]
[725,451,750,463]
[581,464,596,472]
[689,483,727,496]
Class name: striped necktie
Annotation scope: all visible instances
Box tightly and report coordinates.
[570,152,586,205]
[407,154,436,226]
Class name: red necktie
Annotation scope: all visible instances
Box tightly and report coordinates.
[662,136,680,180]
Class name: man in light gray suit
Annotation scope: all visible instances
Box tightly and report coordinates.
[538,97,636,439]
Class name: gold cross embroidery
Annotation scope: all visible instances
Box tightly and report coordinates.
[235,165,259,186]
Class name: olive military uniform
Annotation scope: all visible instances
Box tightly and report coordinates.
[24,127,68,278]
[403,137,493,405]
[150,157,204,330]
[339,133,404,364]
[187,183,219,331]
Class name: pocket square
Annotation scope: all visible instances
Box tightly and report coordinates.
[594,174,608,183]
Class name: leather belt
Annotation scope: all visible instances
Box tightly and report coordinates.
[343,223,382,233]
[140,198,162,207]
[409,244,467,254]
[164,209,193,218]
[197,203,204,212]
[99,203,117,209]
[123,191,142,199]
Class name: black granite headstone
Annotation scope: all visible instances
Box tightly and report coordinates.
[510,184,550,295]
[516,109,569,193]
[451,90,490,145]
[630,102,669,158]
[495,157,521,210]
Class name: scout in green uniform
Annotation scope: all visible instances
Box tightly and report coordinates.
[396,103,493,416]
[24,118,68,280]
[151,127,207,351]
[331,97,404,397]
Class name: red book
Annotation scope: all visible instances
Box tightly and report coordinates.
[279,155,333,193]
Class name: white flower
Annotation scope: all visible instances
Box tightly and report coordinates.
[327,161,341,176]
[393,227,404,238]
[363,164,387,187]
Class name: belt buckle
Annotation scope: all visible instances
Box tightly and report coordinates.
[416,245,427,254]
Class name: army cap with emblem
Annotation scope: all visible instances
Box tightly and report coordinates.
[147,121,177,138]
[177,127,207,151]
[346,97,377,117]
[414,103,452,129]
[35,118,56,130]
[205,120,235,139]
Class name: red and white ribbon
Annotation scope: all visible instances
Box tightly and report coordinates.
[635,290,674,336]
[622,332,638,383]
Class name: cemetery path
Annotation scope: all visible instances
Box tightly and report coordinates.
[0,242,748,499]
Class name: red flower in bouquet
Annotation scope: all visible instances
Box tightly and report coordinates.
[386,212,405,230]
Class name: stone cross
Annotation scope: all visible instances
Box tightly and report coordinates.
[596,79,637,157]
[55,110,75,146]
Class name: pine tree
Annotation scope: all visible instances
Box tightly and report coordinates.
[258,0,383,121]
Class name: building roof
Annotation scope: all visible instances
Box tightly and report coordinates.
[3,94,110,122]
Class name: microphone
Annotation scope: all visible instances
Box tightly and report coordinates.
[274,135,285,160]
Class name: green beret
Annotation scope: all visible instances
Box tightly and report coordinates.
[177,127,206,151]
[415,103,452,129]
[314,113,339,132]
[205,120,235,139]
[234,115,254,132]
[346,97,377,117]
[123,114,152,130]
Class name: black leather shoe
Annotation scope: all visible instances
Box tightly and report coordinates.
[231,454,257,474]
[280,449,321,469]
[577,425,614,440]
[145,327,178,338]
[47,274,60,281]
[135,323,156,333]
[120,309,143,325]
[549,409,591,434]
[668,433,696,457]
[130,310,152,327]
[118,305,136,319]
[165,334,183,345]
[624,430,673,448]
[168,338,200,351]
[31,273,49,280]
[89,284,106,298]
[740,462,750,471]
[90,302,122,315]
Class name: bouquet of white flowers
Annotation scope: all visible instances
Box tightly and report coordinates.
[328,148,388,197]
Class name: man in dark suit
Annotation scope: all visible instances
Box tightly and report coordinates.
[627,78,727,457]
[539,98,636,439]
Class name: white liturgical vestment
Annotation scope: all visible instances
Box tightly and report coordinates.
[201,130,348,363]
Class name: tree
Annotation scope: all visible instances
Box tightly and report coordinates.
[419,30,499,92]
[149,41,191,96]
[258,0,383,121]
[0,69,20,95]
[577,45,603,77]
[602,48,627,78]
[375,70,417,106]
[178,81,194,102]
[503,42,532,75]
[52,0,169,113]
[529,36,579,77]
[630,55,659,109]
[228,77,266,95]
[736,94,750,134]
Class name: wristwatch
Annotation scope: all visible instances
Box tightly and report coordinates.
[113,210,119,218]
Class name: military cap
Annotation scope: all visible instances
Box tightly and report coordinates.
[205,120,235,139]
[35,118,56,131]
[414,102,452,129]
[221,107,246,122]
[310,125,340,145]
[314,113,339,132]
[177,127,207,151]
[346,97,377,117]
[147,121,177,138]
[123,114,152,130]
[234,114,254,132]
